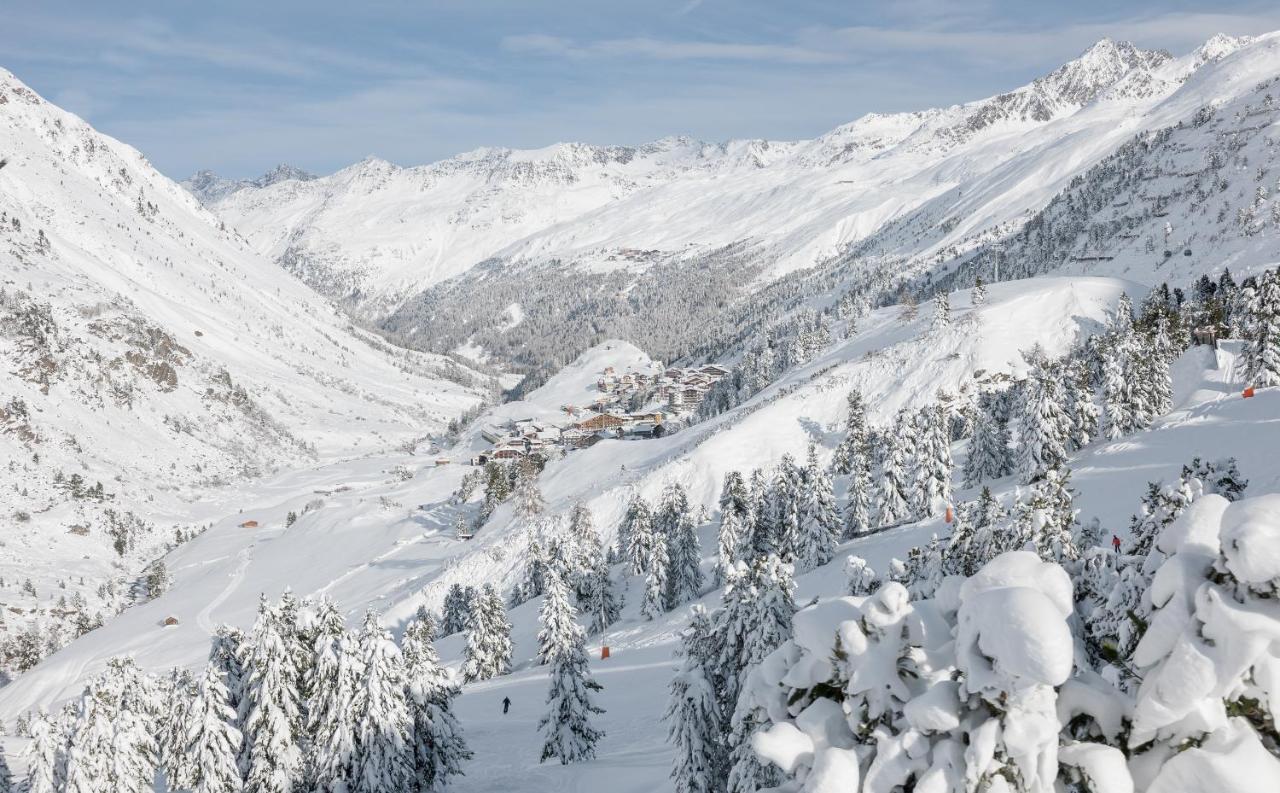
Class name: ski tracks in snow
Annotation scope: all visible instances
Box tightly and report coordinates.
[197,543,255,633]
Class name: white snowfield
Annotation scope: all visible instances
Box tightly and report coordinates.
[0,66,486,662]
[193,34,1278,317]
[3,271,1279,792]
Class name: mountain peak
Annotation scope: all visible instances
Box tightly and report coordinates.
[1037,37,1171,106]
[253,163,316,188]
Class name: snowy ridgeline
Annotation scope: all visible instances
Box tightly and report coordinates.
[739,493,1280,793]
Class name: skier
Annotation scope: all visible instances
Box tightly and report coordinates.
[502,696,511,715]
[1111,534,1121,553]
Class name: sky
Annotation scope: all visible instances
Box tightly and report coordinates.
[4,1,1279,179]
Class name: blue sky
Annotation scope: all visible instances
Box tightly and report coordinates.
[5,1,1279,178]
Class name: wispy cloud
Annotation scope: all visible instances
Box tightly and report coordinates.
[502,33,844,64]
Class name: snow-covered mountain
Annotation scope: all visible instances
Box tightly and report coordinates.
[188,34,1271,355]
[0,67,488,674]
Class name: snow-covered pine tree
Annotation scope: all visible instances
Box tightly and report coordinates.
[968,486,1006,567]
[1014,352,1072,484]
[716,472,751,583]
[1031,466,1080,563]
[241,597,303,793]
[1065,356,1100,450]
[158,668,196,789]
[511,537,548,607]
[875,414,912,527]
[462,585,512,682]
[771,454,804,562]
[665,606,725,793]
[184,665,243,793]
[666,509,705,610]
[538,568,579,665]
[437,584,470,638]
[352,610,412,793]
[795,444,838,570]
[973,276,988,305]
[963,395,1011,487]
[24,711,64,793]
[746,468,777,558]
[567,501,602,598]
[208,624,247,721]
[401,609,471,792]
[65,658,156,793]
[641,532,670,621]
[913,405,953,518]
[1242,267,1280,387]
[513,457,546,521]
[581,556,621,635]
[63,687,112,793]
[844,555,877,596]
[830,389,868,476]
[932,290,951,331]
[843,450,874,539]
[712,556,796,731]
[307,621,360,793]
[538,575,604,764]
[622,493,657,577]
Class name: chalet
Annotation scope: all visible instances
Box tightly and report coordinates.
[575,412,627,432]
[490,441,527,460]
[239,520,259,529]
[700,364,731,378]
[163,616,180,626]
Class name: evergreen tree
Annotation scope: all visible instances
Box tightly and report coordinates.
[158,668,196,789]
[241,598,303,793]
[1065,357,1100,450]
[715,472,751,583]
[973,277,988,306]
[1015,354,1072,484]
[537,569,579,665]
[511,537,548,607]
[307,624,360,793]
[402,610,470,792]
[1100,330,1134,439]
[184,665,244,793]
[830,389,869,476]
[795,444,839,570]
[665,607,725,793]
[963,396,1011,487]
[913,405,953,517]
[66,658,156,793]
[538,576,604,764]
[771,455,804,562]
[622,494,657,578]
[513,457,545,521]
[876,414,912,527]
[208,624,247,725]
[462,585,512,682]
[437,584,470,638]
[641,535,670,621]
[666,508,704,610]
[352,611,412,793]
[932,290,951,331]
[843,451,874,539]
[712,557,796,731]
[746,469,776,558]
[1031,466,1080,563]
[24,711,64,793]
[581,558,621,635]
[567,502,602,597]
[1242,268,1280,387]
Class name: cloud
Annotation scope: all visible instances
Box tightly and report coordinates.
[502,33,844,64]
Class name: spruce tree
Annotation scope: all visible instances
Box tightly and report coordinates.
[158,668,196,789]
[462,585,512,682]
[538,575,604,764]
[712,556,795,730]
[666,509,705,610]
[307,625,360,793]
[963,396,1011,487]
[1100,330,1134,439]
[538,569,579,665]
[185,665,244,793]
[511,537,548,607]
[830,389,869,476]
[665,607,725,793]
[843,450,874,539]
[513,457,546,520]
[581,558,621,635]
[352,611,412,793]
[242,598,303,793]
[567,502,602,598]
[844,555,877,596]
[24,711,64,793]
[1242,268,1280,387]
[913,405,952,517]
[715,472,751,583]
[932,290,951,331]
[402,610,471,792]
[1015,354,1072,484]
[641,535,669,621]
[876,414,912,527]
[1065,357,1100,450]
[437,584,470,638]
[623,494,657,578]
[796,444,838,570]
[771,454,804,562]
[209,625,247,720]
[746,469,775,557]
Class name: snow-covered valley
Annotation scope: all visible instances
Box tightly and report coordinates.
[1,22,1280,793]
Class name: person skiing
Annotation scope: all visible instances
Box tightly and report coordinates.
[1111,534,1121,553]
[502,696,511,715]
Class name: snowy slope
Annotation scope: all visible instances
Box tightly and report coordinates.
[193,35,1259,321]
[0,68,487,671]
